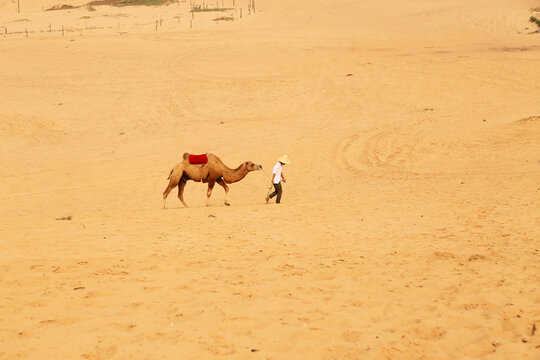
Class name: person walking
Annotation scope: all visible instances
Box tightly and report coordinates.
[266,155,291,204]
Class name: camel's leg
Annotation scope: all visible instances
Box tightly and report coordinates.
[163,166,183,209]
[163,182,178,209]
[206,181,216,207]
[216,178,230,206]
[178,179,189,208]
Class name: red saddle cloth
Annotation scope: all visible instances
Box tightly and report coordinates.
[189,154,208,164]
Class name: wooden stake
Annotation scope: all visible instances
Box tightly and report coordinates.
[25,27,28,37]
[49,23,51,32]
[190,19,192,28]
[240,7,242,18]
[155,20,158,30]
[17,0,20,14]
[252,0,255,12]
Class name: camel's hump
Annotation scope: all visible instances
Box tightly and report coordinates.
[182,152,219,162]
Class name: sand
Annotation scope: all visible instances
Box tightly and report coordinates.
[1,0,539,358]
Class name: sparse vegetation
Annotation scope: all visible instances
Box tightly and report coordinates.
[213,16,234,21]
[46,0,175,11]
[45,4,77,11]
[191,5,233,12]
[88,0,176,6]
[529,16,540,29]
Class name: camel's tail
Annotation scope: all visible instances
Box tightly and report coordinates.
[167,168,174,180]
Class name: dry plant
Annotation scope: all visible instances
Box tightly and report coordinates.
[529,16,540,29]
[45,4,77,11]
[191,5,233,12]
[46,0,176,11]
[213,15,233,21]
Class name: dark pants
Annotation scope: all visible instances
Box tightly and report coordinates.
[269,183,283,203]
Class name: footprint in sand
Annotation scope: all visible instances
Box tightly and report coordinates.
[468,254,487,261]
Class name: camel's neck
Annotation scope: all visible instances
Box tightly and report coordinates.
[222,163,249,183]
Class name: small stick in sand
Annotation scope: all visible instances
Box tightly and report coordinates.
[25,28,28,37]
[240,7,242,18]
[52,266,61,273]
[155,20,158,31]
[190,19,192,28]
[62,25,64,36]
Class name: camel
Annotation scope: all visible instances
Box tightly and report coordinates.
[163,153,262,208]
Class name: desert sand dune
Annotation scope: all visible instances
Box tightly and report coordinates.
[1,0,539,359]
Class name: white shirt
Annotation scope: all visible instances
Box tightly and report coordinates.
[272,162,283,184]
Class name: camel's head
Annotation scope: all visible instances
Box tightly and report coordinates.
[245,161,263,172]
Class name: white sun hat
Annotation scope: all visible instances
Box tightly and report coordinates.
[278,155,291,165]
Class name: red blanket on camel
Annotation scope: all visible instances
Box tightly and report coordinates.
[189,154,208,164]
